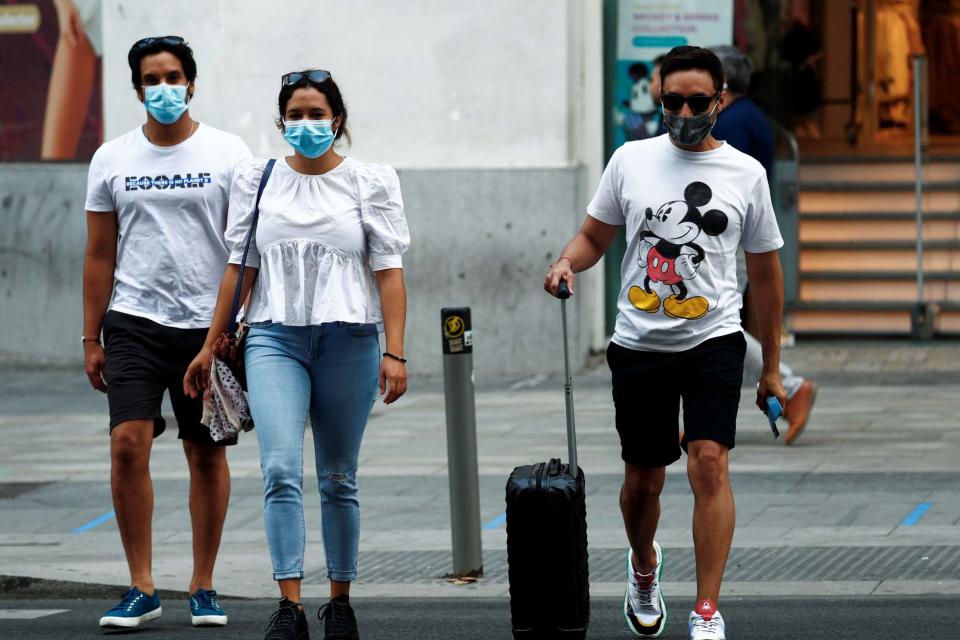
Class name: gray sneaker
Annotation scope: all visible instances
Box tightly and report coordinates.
[623,541,666,637]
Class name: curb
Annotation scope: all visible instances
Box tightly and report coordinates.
[0,575,247,601]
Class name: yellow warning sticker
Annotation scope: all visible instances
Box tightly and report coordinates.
[444,315,465,339]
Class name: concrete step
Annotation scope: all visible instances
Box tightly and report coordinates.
[800,243,960,272]
[799,190,960,213]
[801,270,956,281]
[801,239,960,250]
[801,211,960,221]
[799,217,960,241]
[791,159,960,335]
[798,275,960,303]
[799,161,960,186]
[788,301,960,335]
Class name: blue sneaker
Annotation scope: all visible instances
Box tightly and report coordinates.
[190,588,228,626]
[99,587,162,628]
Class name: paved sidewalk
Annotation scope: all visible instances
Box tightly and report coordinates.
[1,340,959,601]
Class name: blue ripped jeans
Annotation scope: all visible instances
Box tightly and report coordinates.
[245,321,379,582]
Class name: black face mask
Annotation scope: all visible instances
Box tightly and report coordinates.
[662,101,719,146]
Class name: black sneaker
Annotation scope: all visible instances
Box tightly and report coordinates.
[318,595,359,640]
[264,597,309,640]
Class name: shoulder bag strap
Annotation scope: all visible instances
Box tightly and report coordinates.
[228,158,276,333]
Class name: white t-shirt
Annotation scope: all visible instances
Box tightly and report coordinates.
[588,135,783,352]
[226,156,410,327]
[85,124,252,328]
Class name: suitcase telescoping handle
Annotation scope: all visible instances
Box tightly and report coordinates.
[557,280,578,474]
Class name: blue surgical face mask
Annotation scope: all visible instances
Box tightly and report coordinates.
[283,119,335,158]
[143,83,189,124]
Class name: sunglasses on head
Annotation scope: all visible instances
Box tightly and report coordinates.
[661,93,719,115]
[281,69,332,86]
[131,35,185,51]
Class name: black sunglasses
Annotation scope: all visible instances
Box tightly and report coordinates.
[281,69,332,86]
[661,93,719,115]
[131,35,185,51]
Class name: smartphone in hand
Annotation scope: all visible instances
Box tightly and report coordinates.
[765,396,783,438]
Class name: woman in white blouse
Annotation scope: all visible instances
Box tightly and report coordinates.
[184,69,409,640]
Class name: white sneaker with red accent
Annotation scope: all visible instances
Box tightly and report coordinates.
[688,599,725,640]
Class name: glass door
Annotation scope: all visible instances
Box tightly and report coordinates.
[851,0,960,154]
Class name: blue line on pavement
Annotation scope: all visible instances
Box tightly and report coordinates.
[901,502,933,526]
[482,512,507,530]
[72,510,116,534]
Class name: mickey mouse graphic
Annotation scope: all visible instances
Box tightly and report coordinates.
[628,181,728,320]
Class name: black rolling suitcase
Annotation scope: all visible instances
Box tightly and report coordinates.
[506,281,589,639]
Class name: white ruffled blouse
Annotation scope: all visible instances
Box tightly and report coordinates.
[225,156,410,326]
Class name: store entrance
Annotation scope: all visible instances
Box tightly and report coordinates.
[798,0,960,157]
[775,0,960,336]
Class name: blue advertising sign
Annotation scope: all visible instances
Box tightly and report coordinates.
[614,1,733,147]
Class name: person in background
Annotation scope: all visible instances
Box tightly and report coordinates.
[781,19,824,139]
[83,36,251,629]
[710,45,774,178]
[711,44,817,445]
[185,68,410,640]
[648,53,667,136]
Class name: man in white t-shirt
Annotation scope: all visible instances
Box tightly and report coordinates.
[82,36,251,630]
[545,46,786,640]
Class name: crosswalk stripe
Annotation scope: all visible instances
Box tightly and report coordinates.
[0,609,70,619]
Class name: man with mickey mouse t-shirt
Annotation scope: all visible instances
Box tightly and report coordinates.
[545,46,786,640]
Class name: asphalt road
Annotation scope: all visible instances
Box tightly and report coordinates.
[0,596,953,639]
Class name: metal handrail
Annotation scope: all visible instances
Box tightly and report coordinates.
[913,55,926,308]
[911,54,933,339]
[778,123,800,167]
[770,119,800,306]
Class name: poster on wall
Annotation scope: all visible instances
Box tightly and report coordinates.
[0,0,103,161]
[614,0,733,148]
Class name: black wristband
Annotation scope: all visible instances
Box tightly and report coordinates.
[383,352,407,363]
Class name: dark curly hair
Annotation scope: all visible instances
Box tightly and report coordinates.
[127,36,197,90]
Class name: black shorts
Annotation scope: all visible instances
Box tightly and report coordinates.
[607,331,746,468]
[102,310,229,444]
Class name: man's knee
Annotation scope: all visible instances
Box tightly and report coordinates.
[688,441,729,494]
[110,421,153,468]
[183,440,227,475]
[621,463,665,505]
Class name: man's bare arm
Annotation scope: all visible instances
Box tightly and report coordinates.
[82,211,118,392]
[543,216,621,297]
[745,249,787,412]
